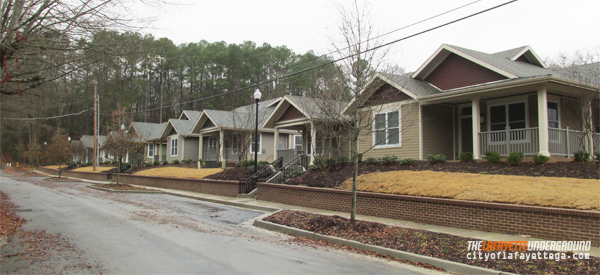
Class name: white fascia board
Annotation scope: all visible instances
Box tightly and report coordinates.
[340,73,386,114]
[261,96,288,128]
[378,73,419,100]
[412,44,519,79]
[511,46,547,68]
[158,121,174,139]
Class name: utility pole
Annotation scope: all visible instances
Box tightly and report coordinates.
[157,55,165,123]
[92,80,98,171]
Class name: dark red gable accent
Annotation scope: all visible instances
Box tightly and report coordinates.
[362,84,411,107]
[424,53,508,90]
[279,105,305,122]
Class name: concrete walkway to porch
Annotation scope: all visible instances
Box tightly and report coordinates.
[33,169,600,257]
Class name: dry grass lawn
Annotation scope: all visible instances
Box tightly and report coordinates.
[133,167,223,179]
[339,171,600,210]
[72,166,114,173]
[43,165,63,170]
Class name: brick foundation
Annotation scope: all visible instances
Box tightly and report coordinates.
[113,174,239,197]
[257,183,600,246]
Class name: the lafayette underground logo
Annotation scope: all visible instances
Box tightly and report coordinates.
[466,241,591,261]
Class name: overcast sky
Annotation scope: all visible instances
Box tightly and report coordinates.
[140,0,600,71]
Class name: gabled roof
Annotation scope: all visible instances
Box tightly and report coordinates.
[80,135,107,149]
[191,97,283,133]
[130,122,166,142]
[493,45,546,68]
[179,110,203,121]
[159,119,196,138]
[262,95,348,128]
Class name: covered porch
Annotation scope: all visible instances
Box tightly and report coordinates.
[420,82,599,159]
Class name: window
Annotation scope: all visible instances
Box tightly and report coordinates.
[294,135,302,153]
[170,138,178,156]
[208,138,218,149]
[374,110,401,146]
[148,144,154,157]
[548,102,559,128]
[250,134,261,154]
[489,102,526,131]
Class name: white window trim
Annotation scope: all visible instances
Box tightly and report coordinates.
[294,135,303,153]
[250,133,262,154]
[170,138,178,156]
[487,100,529,132]
[372,110,402,148]
[547,100,560,129]
[147,144,154,157]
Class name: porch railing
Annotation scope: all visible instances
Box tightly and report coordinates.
[238,157,283,194]
[277,149,301,165]
[202,148,241,161]
[479,127,597,157]
[267,153,309,184]
[479,127,539,156]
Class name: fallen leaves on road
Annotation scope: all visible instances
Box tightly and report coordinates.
[0,192,25,239]
[94,183,153,191]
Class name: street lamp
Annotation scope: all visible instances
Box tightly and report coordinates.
[67,136,71,167]
[118,124,125,184]
[253,89,262,174]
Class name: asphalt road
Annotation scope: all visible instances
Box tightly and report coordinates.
[0,171,441,274]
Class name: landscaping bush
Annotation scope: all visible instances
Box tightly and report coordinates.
[426,154,446,164]
[484,151,501,164]
[400,158,415,166]
[162,161,168,165]
[186,159,193,163]
[245,165,255,174]
[507,152,524,166]
[325,158,336,167]
[236,160,253,168]
[144,163,151,167]
[533,153,550,165]
[287,168,305,179]
[103,161,111,165]
[333,156,349,165]
[595,153,600,163]
[172,159,179,164]
[357,154,363,162]
[574,151,590,162]
[67,163,77,169]
[308,165,319,170]
[111,160,118,165]
[313,158,326,168]
[119,163,132,173]
[381,155,398,164]
[365,157,379,165]
[258,161,269,168]
[153,161,159,166]
[86,162,92,166]
[459,152,474,162]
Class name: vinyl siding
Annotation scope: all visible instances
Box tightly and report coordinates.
[422,104,454,158]
[183,137,199,161]
[360,102,420,159]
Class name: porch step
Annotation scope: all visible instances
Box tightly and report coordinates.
[237,187,257,198]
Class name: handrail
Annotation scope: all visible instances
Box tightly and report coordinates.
[266,153,308,184]
[238,157,283,194]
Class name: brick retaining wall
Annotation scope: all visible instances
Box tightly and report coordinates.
[38,167,111,181]
[113,174,239,197]
[257,183,600,246]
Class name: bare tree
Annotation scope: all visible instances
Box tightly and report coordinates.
[48,131,72,178]
[24,141,42,171]
[303,0,414,223]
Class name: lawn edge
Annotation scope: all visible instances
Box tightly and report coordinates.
[254,219,519,275]
[87,185,165,194]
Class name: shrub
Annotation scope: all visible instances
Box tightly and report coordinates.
[245,165,255,174]
[308,165,319,170]
[595,153,600,163]
[365,157,379,165]
[162,161,168,165]
[287,168,305,179]
[237,160,254,168]
[381,155,398,164]
[181,159,188,164]
[67,163,77,169]
[333,156,349,165]
[172,159,179,164]
[111,160,118,165]
[325,158,336,167]
[313,158,326,168]
[426,154,446,164]
[357,154,363,162]
[533,153,549,165]
[144,163,151,167]
[187,159,193,163]
[153,161,159,166]
[574,151,590,162]
[484,151,501,164]
[507,152,524,166]
[459,152,474,163]
[119,163,132,173]
[400,158,416,166]
[86,162,92,166]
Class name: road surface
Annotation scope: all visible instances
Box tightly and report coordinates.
[0,170,441,274]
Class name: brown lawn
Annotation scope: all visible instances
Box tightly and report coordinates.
[133,167,223,179]
[71,166,114,173]
[338,171,600,210]
[42,165,64,170]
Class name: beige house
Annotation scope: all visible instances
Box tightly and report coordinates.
[347,44,599,160]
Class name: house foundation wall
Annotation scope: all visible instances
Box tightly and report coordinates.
[257,183,599,246]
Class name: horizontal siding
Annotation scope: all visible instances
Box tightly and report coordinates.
[360,103,420,159]
[422,104,454,158]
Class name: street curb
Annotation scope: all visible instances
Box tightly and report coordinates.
[254,220,520,275]
[162,192,280,213]
[87,185,165,194]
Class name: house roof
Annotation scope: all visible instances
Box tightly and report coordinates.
[193,97,283,132]
[130,122,166,141]
[262,95,348,128]
[80,135,107,149]
[159,118,197,138]
[179,110,203,121]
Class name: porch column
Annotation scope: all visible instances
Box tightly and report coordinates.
[472,96,481,159]
[273,127,279,160]
[198,134,203,160]
[156,142,161,162]
[310,122,317,165]
[219,130,224,163]
[584,100,594,157]
[537,87,550,156]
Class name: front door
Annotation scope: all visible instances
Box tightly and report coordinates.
[461,117,473,153]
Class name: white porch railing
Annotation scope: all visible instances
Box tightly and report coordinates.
[479,127,539,156]
[203,148,242,161]
[479,127,596,157]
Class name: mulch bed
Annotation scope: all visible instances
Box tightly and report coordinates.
[265,210,599,274]
[204,167,252,181]
[286,161,600,188]
[44,177,79,182]
[93,183,153,191]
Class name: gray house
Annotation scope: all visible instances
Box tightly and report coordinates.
[79,135,110,163]
[130,121,167,163]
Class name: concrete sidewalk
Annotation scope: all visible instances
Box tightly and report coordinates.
[34,170,600,257]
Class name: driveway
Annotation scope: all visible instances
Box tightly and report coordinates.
[0,171,441,274]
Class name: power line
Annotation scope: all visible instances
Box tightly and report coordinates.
[285,0,483,70]
[123,0,519,115]
[3,108,93,121]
